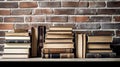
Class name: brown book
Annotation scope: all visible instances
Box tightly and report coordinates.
[88,36,112,43]
[31,27,38,57]
[49,26,72,31]
[42,53,74,58]
[42,48,73,53]
[87,50,113,53]
[87,44,111,49]
[47,31,73,35]
[5,32,29,36]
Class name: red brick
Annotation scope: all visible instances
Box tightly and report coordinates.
[11,9,32,15]
[34,9,53,15]
[0,17,3,22]
[4,17,24,22]
[69,16,89,22]
[39,2,60,7]
[62,2,78,7]
[15,24,31,30]
[46,16,68,22]
[113,16,120,22]
[20,2,38,8]
[107,1,120,7]
[78,2,88,7]
[25,16,45,22]
[0,24,14,30]
[54,9,74,15]
[89,2,106,7]
[0,2,18,8]
[0,10,10,15]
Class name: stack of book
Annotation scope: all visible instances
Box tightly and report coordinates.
[42,26,74,58]
[2,32,30,59]
[86,36,116,58]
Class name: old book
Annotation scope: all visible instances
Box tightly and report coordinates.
[87,49,113,53]
[88,36,113,43]
[88,44,111,49]
[46,34,73,39]
[5,40,30,43]
[31,27,38,57]
[4,48,29,54]
[5,32,29,36]
[5,37,30,40]
[44,43,74,48]
[37,26,46,57]
[45,38,73,43]
[2,54,29,59]
[42,48,73,53]
[49,26,72,31]
[4,43,30,48]
[47,31,72,35]
[42,53,74,58]
[86,52,116,58]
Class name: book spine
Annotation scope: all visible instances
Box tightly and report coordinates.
[5,40,30,43]
[86,53,116,58]
[43,48,73,53]
[42,53,74,58]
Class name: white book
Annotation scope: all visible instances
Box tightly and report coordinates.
[2,54,28,59]
[5,37,30,40]
[4,43,30,48]
[4,49,29,54]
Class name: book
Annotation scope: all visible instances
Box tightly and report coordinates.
[42,53,74,58]
[4,48,29,54]
[44,43,74,48]
[5,40,30,43]
[86,52,116,58]
[49,26,72,31]
[5,37,30,40]
[88,36,112,43]
[4,43,30,48]
[42,48,73,53]
[87,50,113,53]
[87,44,111,49]
[5,32,29,36]
[31,27,38,57]
[47,31,72,35]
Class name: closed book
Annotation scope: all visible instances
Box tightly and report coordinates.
[5,32,29,36]
[42,53,74,58]
[87,44,111,49]
[47,31,72,35]
[86,52,116,58]
[49,27,72,31]
[4,43,30,48]
[42,48,73,53]
[87,49,113,53]
[88,36,112,43]
[5,40,30,43]
[5,37,30,40]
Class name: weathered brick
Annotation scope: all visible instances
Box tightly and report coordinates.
[15,24,31,30]
[0,2,18,8]
[78,2,88,7]
[76,24,101,29]
[11,9,32,15]
[116,30,120,36]
[107,1,120,7]
[92,31,114,36]
[0,17,3,22]
[20,2,38,8]
[102,23,120,29]
[34,9,53,15]
[54,9,75,15]
[25,16,45,22]
[0,31,5,36]
[97,9,116,15]
[90,16,112,22]
[0,24,14,30]
[89,2,106,7]
[61,2,78,7]
[69,16,89,22]
[0,38,5,44]
[0,10,10,15]
[46,16,68,22]
[4,17,24,22]
[51,24,75,29]
[113,16,120,22]
[75,9,96,15]
[39,2,60,7]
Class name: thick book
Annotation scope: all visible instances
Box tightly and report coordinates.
[44,43,74,48]
[49,26,72,31]
[42,48,73,53]
[86,52,116,58]
[37,26,46,57]
[5,40,30,43]
[87,44,111,49]
[5,37,30,40]
[42,53,74,58]
[47,31,72,35]
[4,43,30,48]
[87,49,113,53]
[31,27,38,57]
[88,36,112,43]
[5,32,29,36]
[76,34,86,58]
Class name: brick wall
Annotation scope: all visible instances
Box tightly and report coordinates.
[0,0,120,37]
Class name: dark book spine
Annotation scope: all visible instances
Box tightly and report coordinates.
[37,26,46,57]
[5,40,30,43]
[86,53,116,58]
